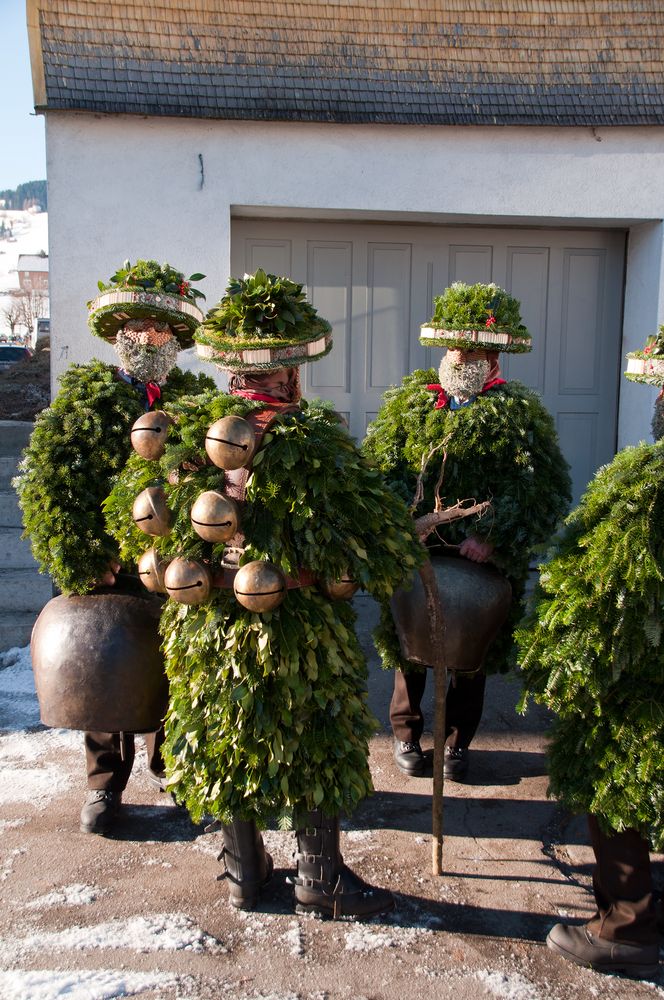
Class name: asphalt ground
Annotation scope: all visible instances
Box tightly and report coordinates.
[0,594,662,1000]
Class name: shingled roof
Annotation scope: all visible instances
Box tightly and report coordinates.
[27,0,664,127]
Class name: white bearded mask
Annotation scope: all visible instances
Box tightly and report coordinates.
[114,320,179,384]
[438,351,491,403]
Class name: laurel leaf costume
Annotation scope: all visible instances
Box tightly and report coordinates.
[104,384,424,828]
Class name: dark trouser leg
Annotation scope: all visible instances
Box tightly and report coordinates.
[445,669,487,749]
[143,727,166,785]
[586,814,659,946]
[84,731,135,793]
[389,668,427,741]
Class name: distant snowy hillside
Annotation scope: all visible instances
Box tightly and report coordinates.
[0,210,49,338]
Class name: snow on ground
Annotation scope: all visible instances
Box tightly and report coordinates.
[474,969,549,1000]
[0,968,178,1000]
[1,912,224,963]
[0,645,78,808]
[26,883,104,909]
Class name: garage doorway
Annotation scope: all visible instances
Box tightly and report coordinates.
[232,219,625,503]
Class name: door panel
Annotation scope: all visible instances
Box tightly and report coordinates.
[232,220,625,502]
[306,241,352,395]
[366,243,412,391]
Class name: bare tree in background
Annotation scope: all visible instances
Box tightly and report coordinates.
[1,301,23,338]
[16,290,48,332]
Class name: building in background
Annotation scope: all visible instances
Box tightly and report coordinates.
[26,0,664,501]
[18,252,48,293]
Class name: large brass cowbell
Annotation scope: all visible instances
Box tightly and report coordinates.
[190,491,240,543]
[205,416,256,470]
[130,411,172,461]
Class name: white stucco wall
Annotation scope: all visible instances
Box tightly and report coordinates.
[45,115,664,441]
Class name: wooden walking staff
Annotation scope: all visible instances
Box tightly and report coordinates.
[413,499,492,875]
[416,559,448,875]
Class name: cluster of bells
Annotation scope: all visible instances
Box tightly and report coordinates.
[128,410,359,611]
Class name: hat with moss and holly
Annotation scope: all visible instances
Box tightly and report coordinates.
[419,282,532,354]
[625,327,664,387]
[87,259,206,347]
[194,269,332,372]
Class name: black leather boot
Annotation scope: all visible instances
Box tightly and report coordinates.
[218,818,273,910]
[294,809,394,919]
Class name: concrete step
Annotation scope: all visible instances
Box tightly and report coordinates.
[2,568,53,613]
[0,527,40,569]
[0,490,22,528]
[0,611,38,651]
[0,420,33,457]
[0,456,19,491]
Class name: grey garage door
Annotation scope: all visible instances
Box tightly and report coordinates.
[231,220,625,503]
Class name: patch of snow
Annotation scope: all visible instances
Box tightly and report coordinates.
[0,818,26,834]
[344,829,374,842]
[344,924,406,951]
[1,912,223,962]
[0,646,41,731]
[0,847,27,882]
[26,884,103,909]
[475,969,546,1000]
[0,968,177,1000]
[282,920,304,957]
[0,762,73,808]
[0,646,79,808]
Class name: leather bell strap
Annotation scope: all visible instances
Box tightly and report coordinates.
[211,566,318,591]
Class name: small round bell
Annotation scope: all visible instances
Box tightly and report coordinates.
[132,486,173,536]
[205,416,256,470]
[137,548,169,593]
[130,411,173,461]
[319,572,359,601]
[164,557,213,605]
[190,491,240,543]
[234,560,287,612]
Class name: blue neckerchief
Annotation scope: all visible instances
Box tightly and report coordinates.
[116,368,160,411]
[449,394,477,411]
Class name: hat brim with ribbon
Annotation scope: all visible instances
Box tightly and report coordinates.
[419,324,532,354]
[419,282,531,354]
[195,318,333,373]
[88,289,205,348]
[625,352,664,387]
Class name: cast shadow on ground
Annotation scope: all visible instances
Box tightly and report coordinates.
[105,802,204,843]
[351,788,571,842]
[246,865,562,943]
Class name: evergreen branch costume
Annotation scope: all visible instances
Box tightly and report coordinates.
[16,362,213,594]
[104,278,424,830]
[517,374,664,848]
[17,257,216,842]
[363,368,571,675]
[515,336,664,978]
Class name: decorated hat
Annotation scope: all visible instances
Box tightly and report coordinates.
[87,259,206,347]
[419,282,531,354]
[194,269,332,372]
[625,327,664,387]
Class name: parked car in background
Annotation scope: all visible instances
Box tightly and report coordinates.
[0,345,33,371]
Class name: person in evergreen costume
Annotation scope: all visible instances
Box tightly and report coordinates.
[15,259,214,835]
[516,329,664,978]
[363,282,571,781]
[104,270,424,918]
